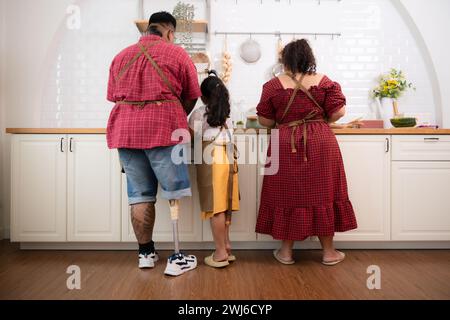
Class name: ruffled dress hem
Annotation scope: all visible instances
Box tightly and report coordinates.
[255,199,357,241]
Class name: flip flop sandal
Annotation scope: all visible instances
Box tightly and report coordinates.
[273,249,295,265]
[204,253,230,268]
[228,254,236,262]
[322,251,346,266]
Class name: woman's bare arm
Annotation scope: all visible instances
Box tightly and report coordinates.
[258,116,276,128]
[327,106,346,123]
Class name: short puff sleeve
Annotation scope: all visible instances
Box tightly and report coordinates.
[256,82,276,120]
[323,81,346,118]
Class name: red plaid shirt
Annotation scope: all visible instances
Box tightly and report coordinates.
[106,35,201,149]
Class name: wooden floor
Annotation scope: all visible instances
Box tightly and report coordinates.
[0,240,449,300]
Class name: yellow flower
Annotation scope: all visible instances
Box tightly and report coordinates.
[387,79,398,86]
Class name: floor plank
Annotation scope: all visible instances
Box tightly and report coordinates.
[0,240,449,300]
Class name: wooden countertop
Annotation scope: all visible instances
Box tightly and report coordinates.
[332,128,450,135]
[6,127,450,135]
[6,128,107,134]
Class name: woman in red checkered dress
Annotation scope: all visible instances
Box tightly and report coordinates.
[256,39,357,266]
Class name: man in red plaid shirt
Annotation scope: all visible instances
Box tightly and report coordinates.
[106,12,201,276]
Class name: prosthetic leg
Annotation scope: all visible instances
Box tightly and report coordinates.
[163,199,197,276]
[169,199,181,254]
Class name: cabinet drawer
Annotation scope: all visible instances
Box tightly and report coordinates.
[392,135,450,161]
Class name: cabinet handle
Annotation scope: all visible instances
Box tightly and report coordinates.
[424,137,439,142]
[385,138,390,153]
[69,137,73,152]
[60,137,64,152]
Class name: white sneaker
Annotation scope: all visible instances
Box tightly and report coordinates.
[138,252,159,269]
[164,253,197,276]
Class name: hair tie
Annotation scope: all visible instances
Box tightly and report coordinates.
[208,70,218,77]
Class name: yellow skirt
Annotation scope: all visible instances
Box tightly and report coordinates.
[196,143,240,220]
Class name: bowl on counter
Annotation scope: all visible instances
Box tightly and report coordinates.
[246,115,264,129]
[390,117,417,128]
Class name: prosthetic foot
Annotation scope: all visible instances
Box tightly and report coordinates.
[164,199,197,276]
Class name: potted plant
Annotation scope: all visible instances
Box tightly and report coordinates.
[372,68,415,127]
[235,120,245,129]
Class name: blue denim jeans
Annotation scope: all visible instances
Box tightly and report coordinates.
[118,145,191,205]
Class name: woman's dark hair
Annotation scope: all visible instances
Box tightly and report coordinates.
[201,70,231,128]
[148,11,177,36]
[281,39,317,74]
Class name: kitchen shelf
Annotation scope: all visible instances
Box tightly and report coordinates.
[214,30,341,39]
[134,19,208,34]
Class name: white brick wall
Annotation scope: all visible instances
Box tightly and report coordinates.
[39,0,436,127]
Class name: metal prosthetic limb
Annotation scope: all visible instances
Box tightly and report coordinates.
[169,199,180,254]
[164,199,197,276]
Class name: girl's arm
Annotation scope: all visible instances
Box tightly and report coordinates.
[189,127,195,139]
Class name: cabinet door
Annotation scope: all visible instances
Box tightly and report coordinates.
[392,135,450,161]
[11,135,67,242]
[122,165,202,242]
[334,136,391,241]
[202,164,258,241]
[255,132,285,242]
[67,135,121,241]
[392,162,450,240]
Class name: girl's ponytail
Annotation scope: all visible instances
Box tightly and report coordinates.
[201,70,231,128]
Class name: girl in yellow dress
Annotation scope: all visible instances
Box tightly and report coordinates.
[188,71,240,268]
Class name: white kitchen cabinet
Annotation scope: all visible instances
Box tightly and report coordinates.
[392,136,450,240]
[202,164,258,241]
[334,136,391,241]
[11,135,67,242]
[10,131,450,248]
[256,157,275,242]
[11,134,121,242]
[392,135,450,161]
[392,160,450,240]
[121,165,203,242]
[67,135,121,241]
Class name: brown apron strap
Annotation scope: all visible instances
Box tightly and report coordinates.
[222,123,239,163]
[280,73,305,122]
[278,73,326,162]
[138,43,182,103]
[115,40,160,83]
[221,123,238,221]
[210,122,238,159]
[289,74,323,110]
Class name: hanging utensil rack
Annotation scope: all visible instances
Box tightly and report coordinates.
[214,31,341,39]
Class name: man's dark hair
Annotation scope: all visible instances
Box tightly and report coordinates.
[147,11,177,36]
[281,39,317,75]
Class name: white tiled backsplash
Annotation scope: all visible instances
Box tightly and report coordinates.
[40,0,436,127]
